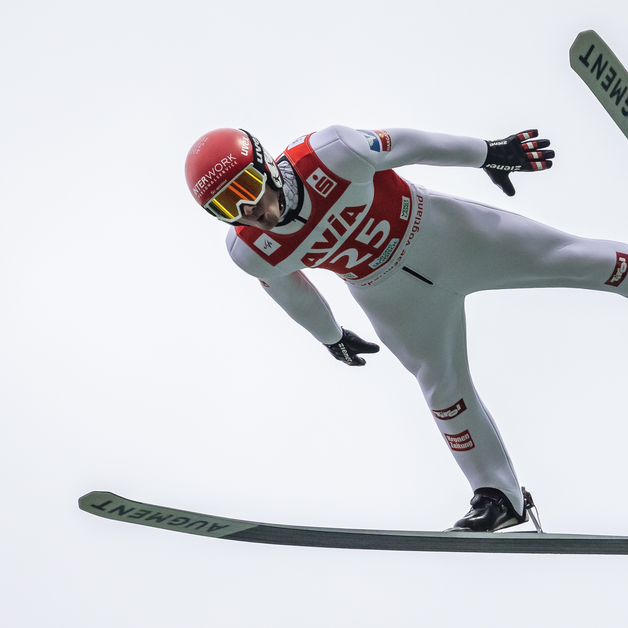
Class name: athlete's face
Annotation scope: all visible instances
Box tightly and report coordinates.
[236,187,281,230]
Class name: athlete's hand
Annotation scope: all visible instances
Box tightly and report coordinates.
[482,130,554,197]
[324,328,380,366]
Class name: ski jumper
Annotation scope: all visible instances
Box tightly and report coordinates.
[226,125,628,514]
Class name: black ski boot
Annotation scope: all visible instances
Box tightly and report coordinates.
[450,487,528,532]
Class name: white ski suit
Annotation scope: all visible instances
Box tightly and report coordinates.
[226,125,628,514]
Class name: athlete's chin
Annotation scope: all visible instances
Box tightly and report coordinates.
[259,215,280,231]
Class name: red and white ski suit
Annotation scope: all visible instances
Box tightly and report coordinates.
[226,125,628,514]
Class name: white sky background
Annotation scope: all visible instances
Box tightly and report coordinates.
[2,0,628,625]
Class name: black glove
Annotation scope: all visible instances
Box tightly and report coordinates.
[482,129,554,197]
[324,328,380,366]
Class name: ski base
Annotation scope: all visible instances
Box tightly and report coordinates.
[79,491,628,555]
[570,30,628,140]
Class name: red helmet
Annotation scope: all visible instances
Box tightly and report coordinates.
[184,128,283,222]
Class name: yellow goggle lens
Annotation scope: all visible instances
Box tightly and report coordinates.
[206,166,266,221]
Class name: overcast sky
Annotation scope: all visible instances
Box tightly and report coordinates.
[2,1,628,626]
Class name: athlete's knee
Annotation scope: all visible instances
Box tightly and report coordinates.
[558,239,628,288]
[416,362,466,407]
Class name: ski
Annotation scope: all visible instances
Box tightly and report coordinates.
[79,491,628,555]
[570,30,628,139]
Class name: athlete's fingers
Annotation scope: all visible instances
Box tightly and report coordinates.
[324,329,379,366]
[500,175,516,196]
[352,341,380,354]
[520,160,553,172]
[516,129,539,141]
[484,129,554,195]
[522,138,551,150]
[498,176,516,196]
[485,169,516,196]
[525,149,555,161]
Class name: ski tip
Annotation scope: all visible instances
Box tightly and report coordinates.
[78,490,116,511]
[569,29,601,59]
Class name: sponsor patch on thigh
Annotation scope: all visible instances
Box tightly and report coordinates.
[431,399,467,420]
[605,252,628,287]
[445,430,475,452]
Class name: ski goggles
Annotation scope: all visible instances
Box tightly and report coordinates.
[204,165,267,223]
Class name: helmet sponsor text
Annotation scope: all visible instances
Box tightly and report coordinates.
[241,135,251,156]
[193,154,238,198]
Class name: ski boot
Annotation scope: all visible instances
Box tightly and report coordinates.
[448,487,542,533]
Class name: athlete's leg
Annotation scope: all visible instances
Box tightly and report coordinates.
[349,191,627,515]
[409,191,628,297]
[348,273,525,514]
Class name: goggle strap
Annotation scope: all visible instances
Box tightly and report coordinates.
[239,128,283,193]
[240,128,266,175]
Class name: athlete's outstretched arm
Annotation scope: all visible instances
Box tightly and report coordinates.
[261,272,379,365]
[314,125,487,173]
[313,126,553,196]
[259,271,344,344]
[378,128,489,168]
[227,229,345,343]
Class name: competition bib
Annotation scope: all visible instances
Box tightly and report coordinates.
[236,134,413,281]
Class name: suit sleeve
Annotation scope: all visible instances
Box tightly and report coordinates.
[260,272,344,344]
[226,229,343,344]
[311,125,487,180]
